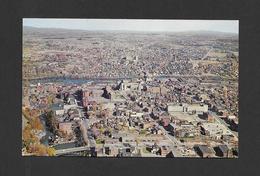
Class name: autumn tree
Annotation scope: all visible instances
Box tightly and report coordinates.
[22,125,39,150]
[47,95,55,105]
[31,117,43,131]
[47,147,56,156]
[28,143,56,156]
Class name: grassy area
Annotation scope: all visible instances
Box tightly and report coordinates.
[142,147,150,154]
[139,129,147,135]
[96,138,104,144]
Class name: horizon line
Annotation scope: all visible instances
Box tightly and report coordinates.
[23,19,239,34]
[23,25,238,34]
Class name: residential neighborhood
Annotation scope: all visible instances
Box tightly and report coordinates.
[22,20,238,157]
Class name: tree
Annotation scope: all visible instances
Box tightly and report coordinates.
[22,125,39,149]
[47,147,56,156]
[45,111,57,133]
[47,95,54,105]
[31,118,43,131]
[29,144,56,156]
[22,107,43,130]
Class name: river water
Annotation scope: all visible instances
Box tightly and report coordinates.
[27,75,213,85]
[28,76,135,85]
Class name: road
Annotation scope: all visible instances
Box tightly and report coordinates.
[157,126,183,157]
[202,47,213,60]
[79,119,90,146]
[55,146,90,155]
[210,111,238,138]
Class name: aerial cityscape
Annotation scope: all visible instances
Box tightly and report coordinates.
[22,19,239,157]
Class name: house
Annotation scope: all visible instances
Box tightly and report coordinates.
[194,145,215,158]
[103,146,119,156]
[167,103,184,112]
[176,127,200,138]
[148,86,161,94]
[200,123,230,139]
[67,95,77,105]
[160,145,171,156]
[119,80,140,91]
[102,86,114,99]
[167,103,208,113]
[130,112,143,118]
[199,94,210,102]
[221,134,236,142]
[214,145,230,157]
[167,123,176,134]
[160,116,171,127]
[199,112,215,122]
[68,108,81,120]
[140,121,155,129]
[228,116,238,131]
[90,147,97,157]
[187,104,208,113]
[86,101,101,113]
[58,122,73,136]
[51,103,65,115]
[160,86,170,96]
[169,122,200,138]
[166,151,175,158]
[151,143,160,154]
[117,144,136,157]
[231,147,239,157]
[151,127,163,135]
[64,103,78,111]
